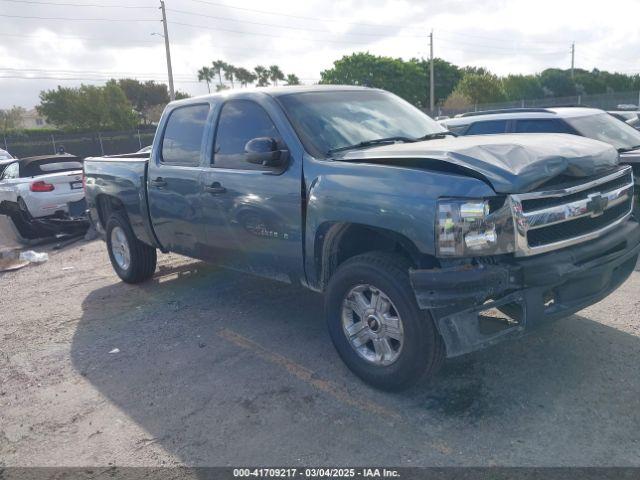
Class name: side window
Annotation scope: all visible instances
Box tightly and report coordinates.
[2,162,19,180]
[161,104,210,166]
[514,119,574,134]
[466,120,508,135]
[213,100,283,170]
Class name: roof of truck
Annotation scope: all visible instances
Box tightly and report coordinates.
[172,84,378,105]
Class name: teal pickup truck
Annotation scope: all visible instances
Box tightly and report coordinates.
[83,86,639,390]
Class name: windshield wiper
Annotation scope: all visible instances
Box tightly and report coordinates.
[415,131,457,141]
[327,131,457,155]
[618,144,640,153]
[327,136,415,155]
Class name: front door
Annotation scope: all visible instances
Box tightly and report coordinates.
[200,99,302,282]
[147,103,210,257]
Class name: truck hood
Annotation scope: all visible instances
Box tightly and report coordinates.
[337,133,619,193]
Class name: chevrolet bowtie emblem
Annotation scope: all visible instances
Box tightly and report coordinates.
[586,193,608,217]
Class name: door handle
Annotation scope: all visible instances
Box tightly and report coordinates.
[150,177,167,188]
[205,182,226,194]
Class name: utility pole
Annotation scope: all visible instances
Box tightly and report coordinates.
[160,0,175,101]
[429,29,435,112]
[570,41,575,79]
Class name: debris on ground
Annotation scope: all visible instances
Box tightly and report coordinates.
[19,250,49,263]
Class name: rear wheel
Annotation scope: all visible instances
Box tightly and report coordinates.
[106,213,156,283]
[325,252,444,391]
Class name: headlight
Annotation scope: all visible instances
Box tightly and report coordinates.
[436,197,515,257]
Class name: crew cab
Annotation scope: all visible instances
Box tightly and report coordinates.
[84,86,640,390]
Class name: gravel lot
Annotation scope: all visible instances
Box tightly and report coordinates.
[1,238,639,467]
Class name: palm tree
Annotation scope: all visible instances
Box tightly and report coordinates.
[223,64,236,89]
[268,65,285,86]
[254,65,270,87]
[235,67,256,87]
[285,73,301,86]
[197,66,213,93]
[212,60,226,88]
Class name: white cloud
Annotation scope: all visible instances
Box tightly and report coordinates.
[1,0,639,108]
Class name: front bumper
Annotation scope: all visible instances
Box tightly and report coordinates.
[410,219,640,357]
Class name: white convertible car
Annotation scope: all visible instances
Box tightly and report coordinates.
[0,154,84,218]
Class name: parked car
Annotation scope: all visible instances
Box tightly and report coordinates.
[0,153,88,239]
[84,86,639,391]
[608,110,640,130]
[0,148,15,176]
[440,107,640,185]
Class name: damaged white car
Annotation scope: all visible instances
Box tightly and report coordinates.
[0,154,89,240]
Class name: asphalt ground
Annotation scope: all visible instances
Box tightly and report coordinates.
[1,239,639,466]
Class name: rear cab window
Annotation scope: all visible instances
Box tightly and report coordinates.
[466,120,508,135]
[161,104,210,166]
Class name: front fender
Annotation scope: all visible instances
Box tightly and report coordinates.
[303,155,495,286]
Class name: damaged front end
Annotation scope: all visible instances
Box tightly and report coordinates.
[411,166,640,357]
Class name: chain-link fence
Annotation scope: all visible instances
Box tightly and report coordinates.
[1,127,157,159]
[435,90,640,118]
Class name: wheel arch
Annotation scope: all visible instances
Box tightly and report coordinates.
[313,222,436,291]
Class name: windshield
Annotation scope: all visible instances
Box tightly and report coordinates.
[277,90,445,157]
[565,112,640,151]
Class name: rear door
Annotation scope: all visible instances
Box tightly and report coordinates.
[147,103,211,257]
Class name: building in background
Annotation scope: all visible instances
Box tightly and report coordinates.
[19,108,49,129]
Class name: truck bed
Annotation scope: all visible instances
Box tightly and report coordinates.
[83,155,158,248]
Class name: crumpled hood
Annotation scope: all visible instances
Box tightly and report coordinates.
[337,133,619,193]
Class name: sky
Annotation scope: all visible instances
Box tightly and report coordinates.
[1,0,640,109]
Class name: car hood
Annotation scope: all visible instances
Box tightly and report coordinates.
[336,133,619,193]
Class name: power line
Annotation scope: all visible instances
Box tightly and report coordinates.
[0,0,154,8]
[167,7,429,38]
[184,0,422,31]
[0,13,158,21]
[0,32,158,43]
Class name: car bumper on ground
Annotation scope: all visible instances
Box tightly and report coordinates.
[410,219,640,357]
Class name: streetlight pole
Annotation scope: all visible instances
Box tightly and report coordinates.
[160,0,175,101]
[429,30,435,112]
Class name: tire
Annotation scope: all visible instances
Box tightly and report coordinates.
[105,212,157,283]
[325,251,444,391]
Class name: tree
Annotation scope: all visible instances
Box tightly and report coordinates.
[235,67,256,87]
[268,65,285,86]
[116,79,170,124]
[538,68,576,97]
[442,91,471,111]
[453,73,506,104]
[197,66,214,93]
[224,64,236,88]
[0,106,26,133]
[285,73,301,86]
[254,65,270,87]
[175,90,191,100]
[320,52,427,107]
[37,80,137,131]
[501,74,544,101]
[212,60,227,88]
[411,57,462,106]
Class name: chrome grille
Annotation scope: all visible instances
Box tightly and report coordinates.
[510,166,634,256]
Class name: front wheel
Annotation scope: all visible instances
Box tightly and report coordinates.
[325,252,444,391]
[106,213,157,283]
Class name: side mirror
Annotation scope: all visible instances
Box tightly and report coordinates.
[244,137,289,168]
